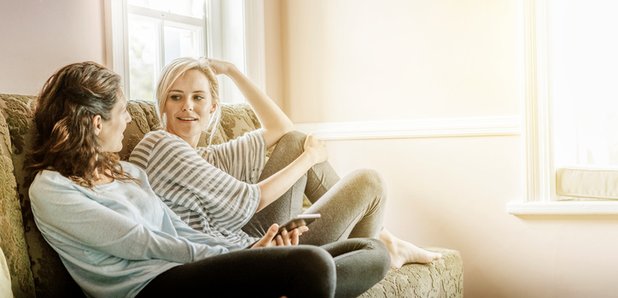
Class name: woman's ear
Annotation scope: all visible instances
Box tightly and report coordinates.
[92,115,103,136]
[210,102,218,113]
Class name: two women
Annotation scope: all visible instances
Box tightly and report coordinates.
[26,61,389,298]
[130,57,442,268]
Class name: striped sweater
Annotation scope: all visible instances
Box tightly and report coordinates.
[129,130,266,248]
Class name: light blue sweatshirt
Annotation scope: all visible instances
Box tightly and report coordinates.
[29,161,243,298]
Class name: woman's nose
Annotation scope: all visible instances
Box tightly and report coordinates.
[182,101,194,111]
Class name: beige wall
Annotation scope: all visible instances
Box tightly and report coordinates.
[280,0,521,123]
[275,0,618,297]
[264,0,285,107]
[4,1,618,297]
[0,0,106,95]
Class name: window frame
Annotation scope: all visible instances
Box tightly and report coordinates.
[103,0,265,102]
[507,0,618,215]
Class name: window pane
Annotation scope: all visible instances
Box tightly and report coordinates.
[128,16,158,101]
[128,0,204,19]
[216,0,246,103]
[549,0,618,166]
[164,23,202,65]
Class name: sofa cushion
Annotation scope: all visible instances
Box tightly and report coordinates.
[118,101,261,160]
[360,248,464,298]
[0,95,36,298]
[0,94,84,297]
[117,100,163,161]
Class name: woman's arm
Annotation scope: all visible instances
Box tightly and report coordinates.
[256,134,327,211]
[29,174,228,263]
[208,59,294,148]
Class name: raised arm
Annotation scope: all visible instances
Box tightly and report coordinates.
[256,134,328,211]
[208,59,294,148]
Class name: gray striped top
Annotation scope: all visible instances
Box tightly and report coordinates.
[129,130,266,248]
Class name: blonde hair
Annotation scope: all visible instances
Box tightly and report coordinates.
[156,57,221,144]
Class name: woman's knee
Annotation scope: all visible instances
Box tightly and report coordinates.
[277,130,307,147]
[292,246,335,273]
[269,131,307,160]
[350,169,387,200]
[290,246,336,296]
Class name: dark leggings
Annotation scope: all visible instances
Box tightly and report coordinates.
[137,239,389,298]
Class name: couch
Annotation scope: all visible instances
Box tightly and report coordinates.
[0,93,463,298]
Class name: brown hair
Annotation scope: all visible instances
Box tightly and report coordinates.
[25,61,134,187]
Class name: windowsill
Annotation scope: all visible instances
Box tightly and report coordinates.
[507,200,618,215]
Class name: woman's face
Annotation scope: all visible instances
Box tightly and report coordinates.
[163,69,216,147]
[98,95,131,152]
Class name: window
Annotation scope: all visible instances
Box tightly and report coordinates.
[508,0,618,214]
[126,0,204,101]
[104,0,265,103]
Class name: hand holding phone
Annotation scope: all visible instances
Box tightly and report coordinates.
[248,213,321,249]
[276,213,321,236]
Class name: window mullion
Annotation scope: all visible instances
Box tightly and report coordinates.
[104,0,131,99]
[203,0,211,57]
[127,5,203,27]
[523,0,554,203]
[157,17,165,98]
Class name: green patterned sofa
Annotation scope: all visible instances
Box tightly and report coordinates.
[0,93,463,298]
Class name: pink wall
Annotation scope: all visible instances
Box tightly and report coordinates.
[0,0,106,95]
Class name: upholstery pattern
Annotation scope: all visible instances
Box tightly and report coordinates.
[118,100,163,161]
[360,248,464,298]
[0,94,83,298]
[0,95,35,298]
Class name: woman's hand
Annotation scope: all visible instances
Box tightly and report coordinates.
[303,134,328,164]
[250,224,308,248]
[205,58,236,76]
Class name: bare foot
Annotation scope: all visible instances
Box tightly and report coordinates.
[379,229,443,268]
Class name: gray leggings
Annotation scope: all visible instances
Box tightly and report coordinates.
[242,131,387,245]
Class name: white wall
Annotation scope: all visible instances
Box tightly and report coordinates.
[275,0,618,297]
[0,0,106,95]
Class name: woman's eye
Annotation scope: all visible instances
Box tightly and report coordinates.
[194,95,204,101]
[169,95,181,101]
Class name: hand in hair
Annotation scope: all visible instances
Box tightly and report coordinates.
[205,58,235,76]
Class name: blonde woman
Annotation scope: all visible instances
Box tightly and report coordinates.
[130,57,441,269]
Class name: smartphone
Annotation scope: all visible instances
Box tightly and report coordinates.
[276,213,321,236]
[245,214,321,248]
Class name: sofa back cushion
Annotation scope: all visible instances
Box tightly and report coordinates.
[0,95,36,298]
[117,100,261,159]
[0,94,84,297]
[0,93,260,297]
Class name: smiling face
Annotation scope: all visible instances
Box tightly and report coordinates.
[163,69,217,147]
[97,94,131,152]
